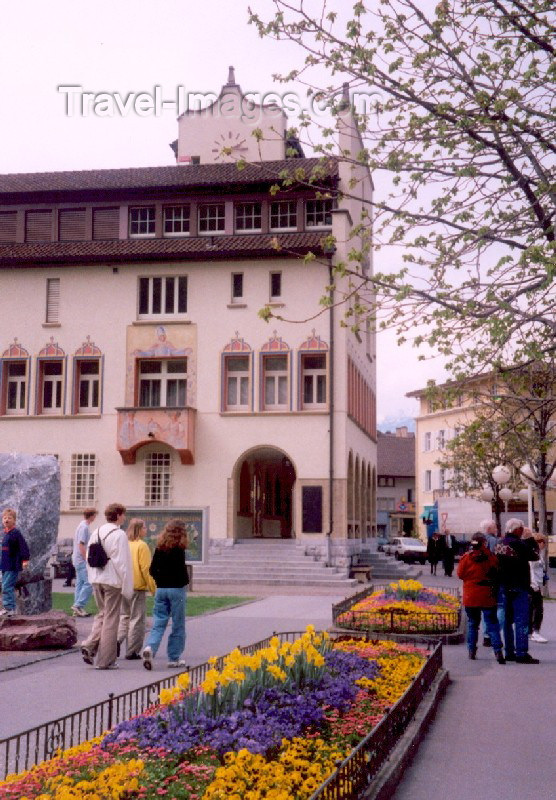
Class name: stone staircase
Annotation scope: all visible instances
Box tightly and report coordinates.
[191,539,358,589]
[358,550,422,581]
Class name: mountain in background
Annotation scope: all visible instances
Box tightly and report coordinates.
[378,413,416,434]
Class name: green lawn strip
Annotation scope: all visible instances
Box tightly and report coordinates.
[52,593,254,617]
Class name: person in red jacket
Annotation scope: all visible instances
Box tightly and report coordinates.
[457,532,505,663]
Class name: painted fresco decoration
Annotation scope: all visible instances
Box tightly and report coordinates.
[125,324,197,407]
[300,329,328,351]
[261,331,290,351]
[75,336,102,356]
[2,338,29,358]
[39,337,65,357]
[223,332,251,352]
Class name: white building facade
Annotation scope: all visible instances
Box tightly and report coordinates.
[0,70,377,570]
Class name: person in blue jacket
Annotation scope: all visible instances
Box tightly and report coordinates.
[0,508,30,616]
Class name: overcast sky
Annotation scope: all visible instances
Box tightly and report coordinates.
[0,0,448,424]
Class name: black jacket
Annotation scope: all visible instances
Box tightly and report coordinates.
[495,533,538,590]
[149,546,189,588]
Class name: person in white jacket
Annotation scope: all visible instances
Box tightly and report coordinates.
[529,533,548,643]
[81,503,133,669]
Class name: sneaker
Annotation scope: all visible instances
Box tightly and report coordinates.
[96,662,119,670]
[482,636,491,647]
[531,631,548,643]
[142,646,153,671]
[81,646,94,665]
[0,608,14,617]
[125,653,142,660]
[167,660,186,668]
[74,607,91,618]
[505,653,516,661]
[515,654,540,664]
[495,650,506,665]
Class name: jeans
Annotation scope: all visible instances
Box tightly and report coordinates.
[1,571,18,611]
[498,587,530,658]
[146,587,186,662]
[465,606,502,652]
[73,561,93,609]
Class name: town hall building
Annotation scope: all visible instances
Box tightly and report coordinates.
[0,68,377,575]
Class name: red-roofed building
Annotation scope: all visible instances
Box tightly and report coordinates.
[0,70,377,572]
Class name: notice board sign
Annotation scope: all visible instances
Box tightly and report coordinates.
[125,507,208,563]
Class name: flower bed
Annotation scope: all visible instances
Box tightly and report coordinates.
[335,580,461,634]
[1,628,432,800]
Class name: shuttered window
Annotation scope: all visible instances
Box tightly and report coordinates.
[0,212,17,243]
[46,278,60,323]
[58,208,86,241]
[25,210,52,242]
[92,207,119,240]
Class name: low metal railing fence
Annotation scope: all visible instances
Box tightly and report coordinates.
[309,640,443,800]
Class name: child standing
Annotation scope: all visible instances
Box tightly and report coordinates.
[0,508,30,616]
[529,534,548,643]
[142,519,189,670]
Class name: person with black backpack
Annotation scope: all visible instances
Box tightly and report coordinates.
[81,503,133,670]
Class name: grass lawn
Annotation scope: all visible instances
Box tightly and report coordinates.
[52,593,253,617]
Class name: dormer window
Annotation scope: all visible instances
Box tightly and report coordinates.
[305,199,333,229]
[199,203,225,234]
[129,207,155,237]
[235,203,262,232]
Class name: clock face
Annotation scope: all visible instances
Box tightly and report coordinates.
[212,131,248,160]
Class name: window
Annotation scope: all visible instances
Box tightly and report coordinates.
[270,272,282,300]
[26,210,52,242]
[3,361,27,414]
[224,355,250,410]
[407,488,413,503]
[270,200,297,231]
[93,207,119,240]
[129,207,155,237]
[301,353,327,408]
[235,202,261,232]
[138,276,187,317]
[439,468,446,490]
[231,272,244,302]
[377,497,395,511]
[199,203,225,234]
[378,477,395,487]
[39,360,64,414]
[138,359,187,408]
[424,470,432,492]
[46,278,60,323]
[163,206,190,236]
[437,429,445,449]
[58,208,86,241]
[70,453,97,509]
[262,354,288,410]
[145,452,171,506]
[423,432,431,452]
[75,360,100,413]
[305,199,333,228]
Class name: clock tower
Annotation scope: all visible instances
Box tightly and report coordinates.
[175,66,288,165]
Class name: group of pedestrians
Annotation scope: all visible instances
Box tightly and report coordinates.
[427,530,457,576]
[457,517,547,665]
[74,503,190,671]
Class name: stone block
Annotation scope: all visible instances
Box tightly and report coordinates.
[0,611,77,650]
[0,453,60,613]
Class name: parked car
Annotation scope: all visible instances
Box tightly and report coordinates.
[51,538,74,579]
[387,537,427,564]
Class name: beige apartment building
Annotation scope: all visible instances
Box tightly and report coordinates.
[408,378,556,540]
[0,69,377,570]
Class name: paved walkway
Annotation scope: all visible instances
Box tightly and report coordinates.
[3,571,556,799]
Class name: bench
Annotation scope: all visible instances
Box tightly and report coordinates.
[349,555,372,583]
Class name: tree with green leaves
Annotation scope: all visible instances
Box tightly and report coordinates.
[436,412,522,535]
[249,1,556,374]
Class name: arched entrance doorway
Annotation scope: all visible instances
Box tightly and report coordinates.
[234,447,296,539]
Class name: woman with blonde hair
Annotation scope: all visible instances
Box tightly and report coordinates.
[117,518,156,659]
[142,519,189,670]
